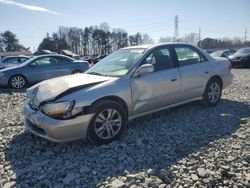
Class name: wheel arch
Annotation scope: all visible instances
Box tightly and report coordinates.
[8,73,28,85]
[91,95,129,116]
[207,75,223,88]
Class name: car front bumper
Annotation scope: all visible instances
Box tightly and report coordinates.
[24,101,94,142]
[0,76,8,86]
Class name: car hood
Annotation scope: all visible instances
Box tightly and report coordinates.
[27,73,115,106]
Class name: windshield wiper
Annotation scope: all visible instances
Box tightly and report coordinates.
[86,72,105,76]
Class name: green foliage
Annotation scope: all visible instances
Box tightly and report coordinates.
[38,23,145,56]
[0,31,27,52]
[38,32,69,52]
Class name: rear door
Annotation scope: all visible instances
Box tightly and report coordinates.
[55,56,75,75]
[173,45,212,101]
[131,46,181,114]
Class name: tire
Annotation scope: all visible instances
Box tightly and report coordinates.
[88,100,127,144]
[72,70,83,74]
[9,75,27,89]
[201,78,222,107]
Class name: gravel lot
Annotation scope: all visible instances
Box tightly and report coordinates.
[0,69,249,188]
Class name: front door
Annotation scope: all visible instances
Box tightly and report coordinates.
[131,46,181,115]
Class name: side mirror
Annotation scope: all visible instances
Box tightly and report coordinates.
[134,64,154,77]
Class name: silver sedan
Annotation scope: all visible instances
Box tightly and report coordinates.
[24,43,233,144]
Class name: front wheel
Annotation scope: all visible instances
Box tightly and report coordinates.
[88,100,127,144]
[202,78,222,107]
[9,75,27,89]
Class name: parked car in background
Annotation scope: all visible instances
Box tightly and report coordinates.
[93,54,108,63]
[228,47,250,68]
[0,54,89,89]
[205,49,216,54]
[23,43,233,144]
[60,50,80,60]
[0,56,30,69]
[81,56,94,66]
[33,50,56,56]
[210,49,236,58]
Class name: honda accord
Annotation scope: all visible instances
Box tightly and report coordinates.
[24,43,233,144]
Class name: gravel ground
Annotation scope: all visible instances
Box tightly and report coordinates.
[0,69,249,188]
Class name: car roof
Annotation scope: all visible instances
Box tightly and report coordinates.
[33,54,74,59]
[121,43,198,50]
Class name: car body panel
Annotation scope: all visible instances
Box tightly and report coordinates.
[131,68,181,114]
[27,73,115,107]
[24,101,94,142]
[179,61,212,101]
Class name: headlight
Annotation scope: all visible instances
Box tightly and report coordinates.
[42,100,82,118]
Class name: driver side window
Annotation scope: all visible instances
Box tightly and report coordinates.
[142,47,174,72]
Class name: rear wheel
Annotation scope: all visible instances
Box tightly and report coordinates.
[88,100,127,144]
[9,75,27,89]
[202,78,222,107]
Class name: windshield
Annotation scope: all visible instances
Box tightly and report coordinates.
[234,48,250,56]
[85,48,146,77]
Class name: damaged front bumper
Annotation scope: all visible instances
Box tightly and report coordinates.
[24,101,94,142]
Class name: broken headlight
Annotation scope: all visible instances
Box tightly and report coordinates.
[42,100,82,119]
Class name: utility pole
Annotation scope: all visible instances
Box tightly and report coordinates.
[173,15,179,42]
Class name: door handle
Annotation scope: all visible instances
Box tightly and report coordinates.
[205,71,209,74]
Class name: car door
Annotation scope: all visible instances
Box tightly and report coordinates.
[174,45,212,101]
[27,57,59,82]
[130,46,181,114]
[55,56,75,76]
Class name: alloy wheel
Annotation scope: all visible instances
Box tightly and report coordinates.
[94,108,122,140]
[208,82,221,103]
[11,76,26,89]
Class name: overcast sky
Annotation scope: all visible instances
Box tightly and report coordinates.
[0,0,249,51]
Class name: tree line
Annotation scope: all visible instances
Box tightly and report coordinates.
[38,23,154,56]
[197,37,250,50]
[0,23,249,55]
[35,23,250,54]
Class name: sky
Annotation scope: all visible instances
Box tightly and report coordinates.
[0,0,249,51]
